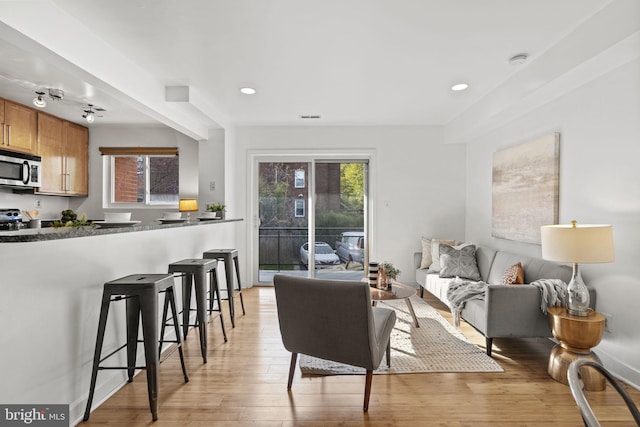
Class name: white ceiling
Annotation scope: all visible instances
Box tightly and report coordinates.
[0,0,622,140]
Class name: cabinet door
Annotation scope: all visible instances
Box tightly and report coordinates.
[4,100,37,154]
[36,113,65,194]
[63,121,88,196]
[0,100,4,146]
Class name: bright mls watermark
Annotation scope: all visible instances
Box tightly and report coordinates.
[0,405,68,426]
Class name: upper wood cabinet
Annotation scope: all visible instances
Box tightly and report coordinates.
[36,113,89,196]
[1,99,38,155]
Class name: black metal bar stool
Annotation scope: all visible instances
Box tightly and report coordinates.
[202,249,246,328]
[83,274,188,422]
[168,258,227,363]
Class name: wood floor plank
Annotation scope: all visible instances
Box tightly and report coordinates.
[81,287,640,426]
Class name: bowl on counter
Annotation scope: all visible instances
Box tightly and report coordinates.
[200,211,217,219]
[162,212,182,220]
[103,212,132,222]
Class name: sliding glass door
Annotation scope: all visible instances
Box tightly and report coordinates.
[256,158,368,283]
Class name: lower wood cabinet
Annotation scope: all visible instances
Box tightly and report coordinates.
[37,113,88,196]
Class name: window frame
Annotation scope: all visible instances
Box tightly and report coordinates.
[294,199,305,217]
[294,169,306,188]
[102,148,180,209]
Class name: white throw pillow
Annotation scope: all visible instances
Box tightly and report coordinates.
[420,237,433,269]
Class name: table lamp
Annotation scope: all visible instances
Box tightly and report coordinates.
[179,198,199,222]
[541,221,614,316]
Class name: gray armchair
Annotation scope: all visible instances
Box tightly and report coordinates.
[273,274,397,411]
[568,359,640,426]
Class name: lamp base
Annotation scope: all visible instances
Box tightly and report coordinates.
[567,263,590,317]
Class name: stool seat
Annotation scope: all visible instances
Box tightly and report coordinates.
[83,274,188,422]
[169,259,227,363]
[203,249,245,327]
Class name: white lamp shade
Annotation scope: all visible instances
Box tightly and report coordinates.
[540,224,614,264]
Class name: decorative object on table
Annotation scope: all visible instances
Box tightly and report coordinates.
[299,295,503,375]
[368,262,379,288]
[178,198,199,222]
[492,133,559,244]
[206,202,226,219]
[52,209,93,227]
[541,220,614,316]
[379,262,400,290]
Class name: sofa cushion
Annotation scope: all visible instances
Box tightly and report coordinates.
[439,244,482,281]
[419,237,433,269]
[428,239,455,272]
[502,262,525,285]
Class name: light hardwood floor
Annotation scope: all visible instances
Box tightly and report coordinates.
[82,286,639,426]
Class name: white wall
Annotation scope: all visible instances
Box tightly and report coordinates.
[0,188,69,222]
[232,125,467,286]
[463,58,640,387]
[76,125,200,224]
[198,129,226,210]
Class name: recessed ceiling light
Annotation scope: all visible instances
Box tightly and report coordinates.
[451,83,468,92]
[240,87,256,95]
[509,54,528,66]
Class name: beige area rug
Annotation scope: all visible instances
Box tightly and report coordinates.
[299,295,504,375]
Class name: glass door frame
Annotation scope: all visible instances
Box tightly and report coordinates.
[248,149,375,285]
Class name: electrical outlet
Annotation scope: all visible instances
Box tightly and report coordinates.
[602,312,613,333]
[209,181,215,191]
[35,199,41,208]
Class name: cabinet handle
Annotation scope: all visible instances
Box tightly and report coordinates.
[6,125,10,146]
[1,124,4,145]
[65,174,70,192]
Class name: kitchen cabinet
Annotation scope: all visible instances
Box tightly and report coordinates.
[36,113,89,196]
[1,99,38,154]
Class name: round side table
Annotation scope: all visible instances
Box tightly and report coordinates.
[547,306,606,391]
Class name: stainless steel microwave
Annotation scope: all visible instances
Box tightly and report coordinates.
[0,149,41,188]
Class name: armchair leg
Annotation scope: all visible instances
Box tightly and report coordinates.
[386,341,391,368]
[287,353,298,390]
[363,370,373,412]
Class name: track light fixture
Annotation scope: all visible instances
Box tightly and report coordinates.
[32,91,46,108]
[82,105,96,123]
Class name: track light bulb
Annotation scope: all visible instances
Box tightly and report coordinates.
[33,92,46,108]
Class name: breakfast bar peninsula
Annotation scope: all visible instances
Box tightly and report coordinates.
[0,218,243,424]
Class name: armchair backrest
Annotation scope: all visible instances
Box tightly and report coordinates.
[273,274,379,370]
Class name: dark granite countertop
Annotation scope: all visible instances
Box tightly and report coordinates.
[0,218,243,243]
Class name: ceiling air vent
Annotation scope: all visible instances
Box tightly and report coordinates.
[299,115,321,119]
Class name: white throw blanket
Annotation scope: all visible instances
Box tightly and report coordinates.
[446,278,487,327]
[446,277,569,327]
[529,278,568,314]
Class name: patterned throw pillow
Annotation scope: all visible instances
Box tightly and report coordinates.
[428,239,456,272]
[502,262,525,285]
[438,244,482,281]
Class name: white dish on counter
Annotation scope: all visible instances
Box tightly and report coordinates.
[103,212,132,222]
[93,220,141,228]
[156,218,187,224]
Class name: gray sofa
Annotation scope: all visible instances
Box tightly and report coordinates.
[413,245,595,356]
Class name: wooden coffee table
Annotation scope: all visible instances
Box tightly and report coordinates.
[370,281,420,328]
